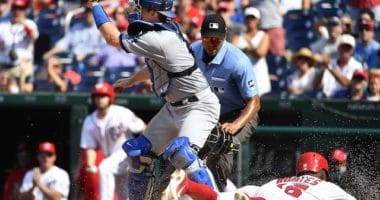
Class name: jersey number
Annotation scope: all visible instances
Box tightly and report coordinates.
[277,183,309,198]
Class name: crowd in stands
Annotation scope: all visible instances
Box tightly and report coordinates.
[0,0,380,101]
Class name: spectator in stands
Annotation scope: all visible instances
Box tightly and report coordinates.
[360,8,375,19]
[355,8,376,34]
[34,0,64,64]
[231,6,271,96]
[310,16,343,62]
[102,0,125,15]
[112,5,128,30]
[0,0,39,93]
[348,0,380,23]
[193,0,208,17]
[353,18,380,69]
[42,7,104,66]
[313,34,363,98]
[33,58,71,92]
[313,17,329,40]
[18,141,70,200]
[3,142,33,200]
[251,0,286,56]
[341,14,354,35]
[279,0,312,14]
[174,0,204,42]
[87,8,144,69]
[287,47,318,96]
[0,0,10,22]
[0,71,19,92]
[217,0,244,42]
[334,69,368,100]
[367,68,380,101]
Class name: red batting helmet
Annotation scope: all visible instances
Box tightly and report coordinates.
[296,152,329,175]
[91,82,115,104]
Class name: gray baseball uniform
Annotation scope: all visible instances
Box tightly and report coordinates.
[120,28,220,155]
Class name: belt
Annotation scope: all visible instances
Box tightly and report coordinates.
[170,95,199,106]
[0,63,15,69]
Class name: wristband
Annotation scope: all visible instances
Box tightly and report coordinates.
[92,4,111,28]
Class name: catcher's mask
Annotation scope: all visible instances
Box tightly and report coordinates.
[127,0,175,23]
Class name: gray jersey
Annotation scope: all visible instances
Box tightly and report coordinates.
[120,30,209,102]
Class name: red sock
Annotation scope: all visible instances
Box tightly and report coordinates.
[185,179,218,200]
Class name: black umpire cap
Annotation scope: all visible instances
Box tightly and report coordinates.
[201,14,227,39]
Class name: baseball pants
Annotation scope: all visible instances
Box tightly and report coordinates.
[98,150,129,200]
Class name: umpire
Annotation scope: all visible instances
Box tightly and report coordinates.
[191,13,261,191]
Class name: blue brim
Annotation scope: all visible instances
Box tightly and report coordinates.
[158,11,176,18]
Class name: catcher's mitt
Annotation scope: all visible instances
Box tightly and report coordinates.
[198,123,240,159]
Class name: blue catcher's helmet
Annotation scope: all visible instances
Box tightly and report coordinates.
[135,0,176,18]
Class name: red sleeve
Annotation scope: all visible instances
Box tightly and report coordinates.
[24,24,34,36]
[3,169,26,200]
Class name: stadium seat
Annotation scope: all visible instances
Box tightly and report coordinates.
[313,0,344,20]
[104,66,137,85]
[266,55,290,95]
[283,9,314,32]
[73,64,105,92]
[286,30,316,52]
[283,9,317,52]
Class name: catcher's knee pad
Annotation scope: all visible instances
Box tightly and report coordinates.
[122,135,154,200]
[163,137,197,169]
[163,137,216,189]
[122,135,153,172]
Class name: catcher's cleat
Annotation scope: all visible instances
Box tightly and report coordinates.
[161,169,190,200]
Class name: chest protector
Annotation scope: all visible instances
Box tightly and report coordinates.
[128,20,197,97]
